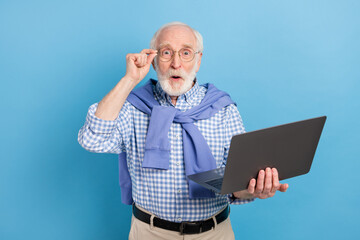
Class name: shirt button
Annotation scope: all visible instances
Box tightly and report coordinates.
[176,161,180,166]
[177,189,181,193]
[177,218,182,222]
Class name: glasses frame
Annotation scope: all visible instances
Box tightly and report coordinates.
[156,47,201,62]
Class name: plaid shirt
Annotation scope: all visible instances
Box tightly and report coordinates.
[78,80,254,222]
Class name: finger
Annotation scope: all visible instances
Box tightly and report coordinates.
[263,167,272,195]
[247,178,256,194]
[141,54,147,66]
[279,183,289,192]
[126,53,137,64]
[140,49,158,54]
[133,54,146,67]
[147,52,157,65]
[132,54,141,64]
[271,168,280,193]
[127,54,143,69]
[255,170,265,194]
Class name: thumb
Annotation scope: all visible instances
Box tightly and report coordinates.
[279,183,288,192]
[147,53,157,65]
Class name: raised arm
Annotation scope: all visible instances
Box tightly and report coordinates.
[95,49,157,120]
[78,49,157,153]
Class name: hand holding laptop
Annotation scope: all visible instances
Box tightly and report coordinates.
[188,116,325,196]
[233,167,289,200]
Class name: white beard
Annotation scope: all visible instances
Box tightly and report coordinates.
[156,61,198,97]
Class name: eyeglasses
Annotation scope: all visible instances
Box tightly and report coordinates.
[157,47,200,62]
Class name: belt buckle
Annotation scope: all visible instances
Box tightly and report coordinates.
[179,221,203,235]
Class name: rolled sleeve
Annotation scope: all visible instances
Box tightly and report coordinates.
[78,102,132,154]
[87,103,117,134]
[228,194,255,205]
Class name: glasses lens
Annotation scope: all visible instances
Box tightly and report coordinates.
[180,48,194,61]
[159,48,173,60]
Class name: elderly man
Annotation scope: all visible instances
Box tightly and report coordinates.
[78,22,288,239]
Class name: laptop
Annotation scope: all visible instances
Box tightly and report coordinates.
[187,116,326,194]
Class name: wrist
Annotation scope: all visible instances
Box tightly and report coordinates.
[122,75,139,88]
[120,76,141,93]
[233,190,255,200]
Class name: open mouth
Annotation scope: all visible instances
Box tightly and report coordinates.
[171,75,182,80]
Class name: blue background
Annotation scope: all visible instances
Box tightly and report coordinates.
[1,0,359,239]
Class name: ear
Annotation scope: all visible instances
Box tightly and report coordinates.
[195,52,203,72]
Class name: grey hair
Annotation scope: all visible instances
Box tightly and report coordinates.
[150,22,204,52]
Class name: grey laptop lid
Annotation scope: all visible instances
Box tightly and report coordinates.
[188,116,326,194]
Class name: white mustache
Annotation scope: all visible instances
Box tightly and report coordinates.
[165,69,187,78]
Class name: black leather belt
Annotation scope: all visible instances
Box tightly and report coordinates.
[132,204,230,235]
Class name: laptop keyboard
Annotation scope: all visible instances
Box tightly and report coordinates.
[205,178,223,190]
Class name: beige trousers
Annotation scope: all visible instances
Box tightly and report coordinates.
[128,205,235,240]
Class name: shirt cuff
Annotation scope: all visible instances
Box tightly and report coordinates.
[87,103,117,134]
[228,193,255,205]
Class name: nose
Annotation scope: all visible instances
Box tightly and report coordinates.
[170,52,181,69]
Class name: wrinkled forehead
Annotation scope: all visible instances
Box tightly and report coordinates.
[156,25,197,49]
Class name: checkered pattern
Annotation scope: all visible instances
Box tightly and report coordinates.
[78,80,254,222]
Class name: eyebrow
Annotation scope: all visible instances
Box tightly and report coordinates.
[158,42,195,49]
[158,42,171,48]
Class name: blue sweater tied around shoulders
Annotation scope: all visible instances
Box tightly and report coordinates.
[118,79,235,205]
